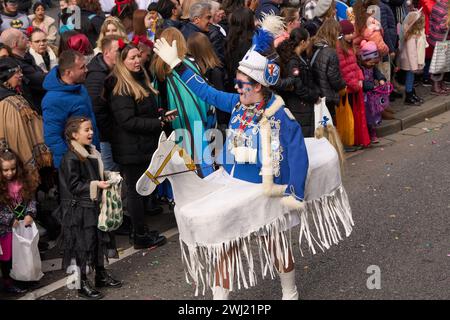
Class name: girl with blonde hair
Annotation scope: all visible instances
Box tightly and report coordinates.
[107,40,170,249]
[94,16,127,54]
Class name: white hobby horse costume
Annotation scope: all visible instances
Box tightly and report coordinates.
[138,14,354,298]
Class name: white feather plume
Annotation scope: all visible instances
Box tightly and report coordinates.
[258,12,286,38]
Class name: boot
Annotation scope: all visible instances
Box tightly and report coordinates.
[212,286,230,300]
[78,279,103,300]
[133,230,167,250]
[412,89,424,104]
[279,270,299,300]
[95,269,122,288]
[404,92,420,105]
[2,278,27,294]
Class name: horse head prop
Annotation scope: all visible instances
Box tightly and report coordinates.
[136,131,196,196]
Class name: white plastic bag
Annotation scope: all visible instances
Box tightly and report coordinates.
[10,221,44,281]
[314,97,334,130]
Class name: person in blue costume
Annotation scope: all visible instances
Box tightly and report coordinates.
[153,15,309,300]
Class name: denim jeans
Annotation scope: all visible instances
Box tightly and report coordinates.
[405,71,415,93]
[100,142,120,172]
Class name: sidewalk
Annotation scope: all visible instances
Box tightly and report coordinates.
[376,85,450,137]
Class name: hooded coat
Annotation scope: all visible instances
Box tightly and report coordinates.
[42,67,100,168]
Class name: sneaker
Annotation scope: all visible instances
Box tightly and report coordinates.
[422,78,432,87]
[344,146,358,152]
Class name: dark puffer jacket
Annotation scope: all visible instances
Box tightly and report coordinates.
[380,0,397,54]
[85,53,112,142]
[310,42,346,113]
[274,56,320,137]
[208,24,226,63]
[108,71,163,165]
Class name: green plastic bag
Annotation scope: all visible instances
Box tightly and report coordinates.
[98,171,123,232]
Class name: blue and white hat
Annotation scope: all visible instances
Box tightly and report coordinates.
[238,13,284,87]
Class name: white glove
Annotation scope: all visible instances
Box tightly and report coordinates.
[153,38,182,69]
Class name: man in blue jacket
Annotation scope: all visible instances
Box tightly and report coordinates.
[42,49,100,168]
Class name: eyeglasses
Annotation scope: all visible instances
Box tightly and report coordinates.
[234,79,253,89]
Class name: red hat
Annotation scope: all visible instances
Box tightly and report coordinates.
[339,20,354,35]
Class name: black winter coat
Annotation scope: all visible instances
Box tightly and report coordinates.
[274,56,320,137]
[85,54,112,142]
[224,37,252,92]
[208,24,225,63]
[13,53,46,114]
[311,42,346,113]
[162,18,184,30]
[58,147,101,204]
[180,22,207,40]
[380,0,397,54]
[79,10,105,48]
[108,71,163,165]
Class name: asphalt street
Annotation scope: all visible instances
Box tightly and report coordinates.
[31,111,450,301]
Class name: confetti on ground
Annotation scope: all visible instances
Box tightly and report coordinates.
[389,215,396,218]
[409,144,414,147]
[395,237,399,240]
[432,140,437,144]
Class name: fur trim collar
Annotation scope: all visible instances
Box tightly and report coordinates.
[263,95,285,118]
[70,141,104,200]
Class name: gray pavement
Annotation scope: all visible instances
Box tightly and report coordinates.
[22,110,450,300]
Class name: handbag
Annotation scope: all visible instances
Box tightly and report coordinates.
[98,171,123,232]
[365,82,393,125]
[10,221,44,281]
[429,28,450,75]
[314,96,334,130]
[336,93,355,146]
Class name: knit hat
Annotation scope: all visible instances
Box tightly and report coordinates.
[313,0,333,18]
[339,20,354,35]
[0,57,20,83]
[359,40,379,61]
[238,14,282,87]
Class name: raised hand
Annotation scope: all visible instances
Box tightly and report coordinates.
[153,38,182,69]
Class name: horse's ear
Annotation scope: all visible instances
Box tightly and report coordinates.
[159,131,167,144]
[168,131,176,142]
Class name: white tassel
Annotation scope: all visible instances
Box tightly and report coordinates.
[177,185,353,296]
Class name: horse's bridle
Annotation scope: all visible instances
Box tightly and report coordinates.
[144,144,196,185]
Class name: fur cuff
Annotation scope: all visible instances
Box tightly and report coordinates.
[280,195,305,211]
[263,180,287,197]
[89,180,100,201]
